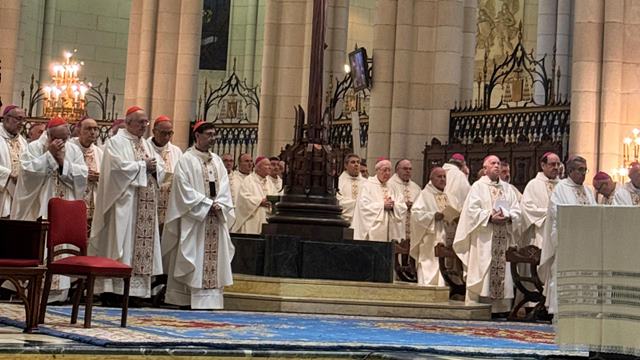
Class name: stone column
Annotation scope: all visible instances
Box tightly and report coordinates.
[368,0,474,183]
[0,0,22,105]
[534,0,558,104]
[324,0,349,89]
[124,0,202,149]
[569,0,602,169]
[257,0,312,156]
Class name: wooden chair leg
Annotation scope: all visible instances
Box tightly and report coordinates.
[38,273,53,324]
[83,275,95,328]
[121,277,130,327]
[70,280,85,325]
[24,274,43,333]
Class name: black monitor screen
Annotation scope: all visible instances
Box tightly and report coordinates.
[348,47,370,91]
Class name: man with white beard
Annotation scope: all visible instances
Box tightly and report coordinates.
[540,155,595,315]
[453,155,521,315]
[162,121,235,309]
[352,159,407,241]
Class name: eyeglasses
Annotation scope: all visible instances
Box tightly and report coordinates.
[158,130,174,136]
[575,167,589,174]
[5,115,25,122]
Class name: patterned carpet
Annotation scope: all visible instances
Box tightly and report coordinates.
[0,303,587,357]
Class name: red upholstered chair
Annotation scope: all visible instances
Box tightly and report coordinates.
[0,218,48,333]
[39,198,132,328]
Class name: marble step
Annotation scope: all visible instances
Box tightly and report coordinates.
[224,274,491,320]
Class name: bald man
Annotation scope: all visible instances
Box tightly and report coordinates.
[69,118,104,221]
[389,159,421,242]
[453,155,522,315]
[352,159,407,242]
[90,106,165,299]
[230,153,253,205]
[147,116,183,226]
[410,167,457,286]
[231,156,277,234]
[613,162,640,205]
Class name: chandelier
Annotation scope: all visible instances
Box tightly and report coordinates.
[42,50,91,121]
[612,128,640,178]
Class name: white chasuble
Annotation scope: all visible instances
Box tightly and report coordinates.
[452,176,521,313]
[231,172,276,234]
[613,182,640,206]
[442,163,470,212]
[352,176,408,242]
[520,172,558,249]
[336,171,365,225]
[0,125,27,217]
[89,128,165,298]
[541,177,595,314]
[147,139,182,225]
[69,137,103,220]
[410,182,457,286]
[388,174,421,241]
[11,132,88,220]
[162,148,235,309]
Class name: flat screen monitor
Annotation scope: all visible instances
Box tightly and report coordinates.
[348,47,371,92]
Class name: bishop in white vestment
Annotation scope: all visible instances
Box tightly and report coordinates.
[147,115,183,226]
[89,106,165,298]
[410,167,457,286]
[162,121,235,309]
[11,117,87,302]
[540,156,595,314]
[0,105,28,217]
[231,156,276,234]
[336,153,365,225]
[230,153,253,205]
[453,155,521,313]
[613,162,640,205]
[352,159,408,242]
[593,171,620,205]
[11,117,88,220]
[389,159,421,242]
[520,153,561,249]
[69,118,103,221]
[442,154,470,212]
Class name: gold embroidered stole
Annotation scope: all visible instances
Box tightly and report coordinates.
[402,182,412,241]
[435,192,456,246]
[350,177,359,199]
[7,136,22,180]
[157,147,173,224]
[201,154,219,289]
[81,145,98,219]
[131,140,157,276]
[573,185,590,205]
[488,183,508,300]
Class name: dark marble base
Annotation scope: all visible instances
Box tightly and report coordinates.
[230,232,394,283]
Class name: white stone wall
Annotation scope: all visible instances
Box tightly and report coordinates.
[347,0,375,52]
[11,0,131,119]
